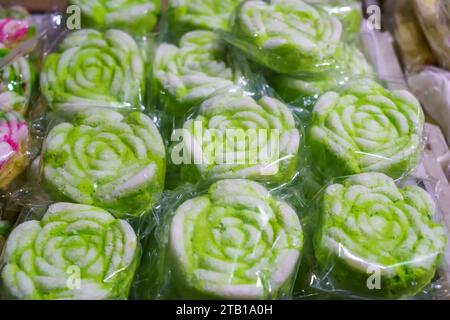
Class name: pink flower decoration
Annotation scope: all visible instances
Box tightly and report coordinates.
[0,114,27,168]
[0,18,29,45]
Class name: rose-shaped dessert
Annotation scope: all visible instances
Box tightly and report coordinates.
[0,110,28,189]
[231,0,342,75]
[314,173,446,299]
[1,203,139,300]
[69,0,160,34]
[42,108,165,217]
[178,92,300,184]
[308,80,424,179]
[154,30,235,116]
[41,29,145,112]
[169,179,303,299]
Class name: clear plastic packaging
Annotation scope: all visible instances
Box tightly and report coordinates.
[413,0,450,71]
[30,107,166,219]
[133,179,304,300]
[309,172,447,299]
[40,28,147,114]
[66,0,161,35]
[167,0,241,33]
[222,0,343,77]
[407,66,450,144]
[0,202,140,300]
[170,89,304,186]
[306,78,424,181]
[0,5,36,54]
[153,30,240,117]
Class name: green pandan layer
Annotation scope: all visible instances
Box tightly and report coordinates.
[308,80,424,179]
[169,179,303,299]
[41,29,145,112]
[154,30,235,116]
[168,0,240,32]
[314,173,446,299]
[42,108,165,217]
[232,0,342,75]
[178,91,301,184]
[1,203,139,300]
[69,0,160,34]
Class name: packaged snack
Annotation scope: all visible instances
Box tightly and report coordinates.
[40,108,166,218]
[154,30,236,116]
[168,0,241,32]
[1,202,140,299]
[0,55,34,114]
[413,0,450,70]
[156,179,303,299]
[313,173,446,299]
[68,0,160,34]
[0,5,35,49]
[0,110,29,190]
[227,0,342,76]
[41,29,146,113]
[175,91,301,184]
[270,44,374,104]
[308,79,424,180]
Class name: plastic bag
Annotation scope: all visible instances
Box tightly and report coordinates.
[0,5,36,53]
[306,78,424,181]
[134,179,304,300]
[268,43,374,106]
[167,0,241,33]
[30,107,166,219]
[413,0,450,71]
[0,202,140,300]
[308,172,447,299]
[222,0,343,77]
[66,0,161,34]
[304,0,362,38]
[407,66,450,144]
[40,29,147,114]
[170,89,303,186]
[153,30,240,117]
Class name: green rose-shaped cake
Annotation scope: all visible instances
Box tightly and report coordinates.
[154,30,235,116]
[1,203,139,300]
[42,108,166,217]
[231,0,342,75]
[168,179,303,299]
[41,29,145,112]
[69,0,160,34]
[308,80,424,179]
[177,92,300,184]
[168,0,240,32]
[314,173,446,299]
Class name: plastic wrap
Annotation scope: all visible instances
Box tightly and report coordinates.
[67,0,161,34]
[30,107,166,219]
[171,89,303,186]
[223,0,343,77]
[407,66,450,144]
[268,43,374,105]
[167,0,241,33]
[310,172,447,299]
[0,202,140,300]
[0,5,36,54]
[304,0,362,38]
[40,29,147,114]
[153,30,239,117]
[134,179,304,300]
[307,79,424,181]
[413,0,450,71]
